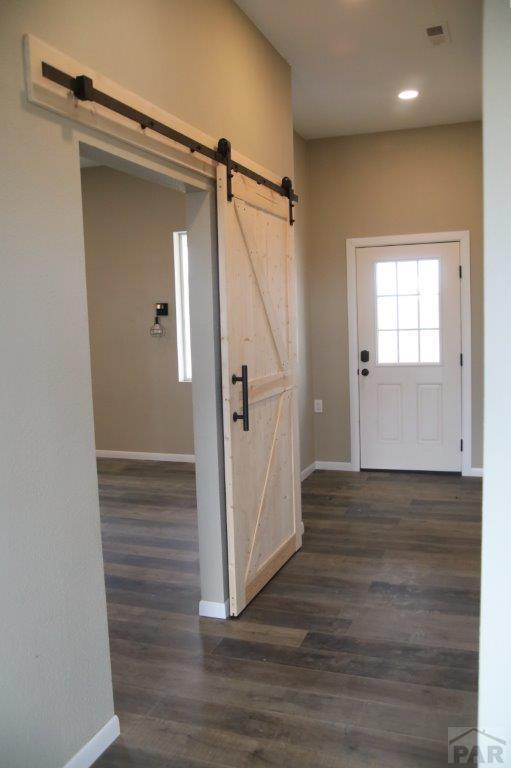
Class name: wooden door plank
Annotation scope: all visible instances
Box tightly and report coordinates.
[234,200,288,369]
[244,393,285,585]
[245,534,297,604]
[249,372,295,405]
[231,173,288,219]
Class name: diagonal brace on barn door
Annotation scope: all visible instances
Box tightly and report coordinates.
[234,200,288,369]
[243,392,286,585]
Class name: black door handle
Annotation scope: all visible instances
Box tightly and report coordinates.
[361,368,369,377]
[232,365,249,431]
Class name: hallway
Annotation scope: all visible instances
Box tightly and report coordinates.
[95,459,481,768]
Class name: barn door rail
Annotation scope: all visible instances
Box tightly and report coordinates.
[41,62,298,224]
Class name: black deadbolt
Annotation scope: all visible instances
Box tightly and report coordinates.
[361,368,369,377]
[360,350,370,363]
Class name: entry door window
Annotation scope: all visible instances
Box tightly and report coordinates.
[376,259,440,365]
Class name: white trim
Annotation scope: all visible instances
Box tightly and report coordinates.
[301,461,355,477]
[315,461,354,472]
[96,450,195,463]
[199,599,229,619]
[62,716,119,768]
[459,231,473,477]
[346,231,473,476]
[469,467,483,478]
[347,242,361,472]
[300,462,316,481]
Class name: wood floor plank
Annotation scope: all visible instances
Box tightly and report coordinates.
[109,653,474,742]
[93,460,481,767]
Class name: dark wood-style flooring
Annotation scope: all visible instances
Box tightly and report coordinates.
[94,459,481,768]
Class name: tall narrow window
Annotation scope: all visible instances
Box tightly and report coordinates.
[173,231,192,382]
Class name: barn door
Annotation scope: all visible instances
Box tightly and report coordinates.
[217,166,302,616]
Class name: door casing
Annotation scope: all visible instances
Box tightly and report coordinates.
[346,231,473,476]
[76,131,230,615]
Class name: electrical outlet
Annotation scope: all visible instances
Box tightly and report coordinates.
[314,399,323,414]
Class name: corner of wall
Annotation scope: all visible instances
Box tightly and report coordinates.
[293,132,316,471]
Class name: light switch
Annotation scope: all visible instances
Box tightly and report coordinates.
[314,399,323,413]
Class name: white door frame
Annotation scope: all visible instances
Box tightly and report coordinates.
[74,129,231,617]
[346,231,473,477]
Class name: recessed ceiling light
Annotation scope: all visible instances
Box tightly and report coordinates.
[398,89,419,100]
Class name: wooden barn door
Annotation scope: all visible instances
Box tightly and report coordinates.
[217,167,302,616]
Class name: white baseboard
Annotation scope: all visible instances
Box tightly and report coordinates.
[301,460,356,479]
[63,716,119,768]
[310,459,482,477]
[315,460,355,472]
[300,462,316,482]
[96,450,195,463]
[199,599,229,619]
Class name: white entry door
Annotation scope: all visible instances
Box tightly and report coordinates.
[356,242,462,472]
[217,168,302,616]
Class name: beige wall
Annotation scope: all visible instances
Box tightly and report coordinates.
[0,2,293,766]
[307,121,483,468]
[82,166,194,455]
[293,132,315,471]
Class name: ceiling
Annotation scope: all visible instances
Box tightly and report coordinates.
[235,0,482,139]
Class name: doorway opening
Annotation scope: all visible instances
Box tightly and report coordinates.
[82,164,195,463]
[78,137,229,625]
[80,155,205,618]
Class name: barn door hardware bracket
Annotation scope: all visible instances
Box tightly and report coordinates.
[73,74,94,101]
[281,177,295,225]
[217,138,233,202]
[40,62,299,221]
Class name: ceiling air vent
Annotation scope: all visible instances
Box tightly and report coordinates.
[425,22,451,46]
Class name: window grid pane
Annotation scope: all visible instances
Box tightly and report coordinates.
[376,259,440,364]
[399,330,419,363]
[398,295,418,330]
[397,260,418,296]
[418,260,439,295]
[376,262,397,296]
[420,330,440,363]
[378,330,398,364]
[419,293,439,329]
[377,296,397,330]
